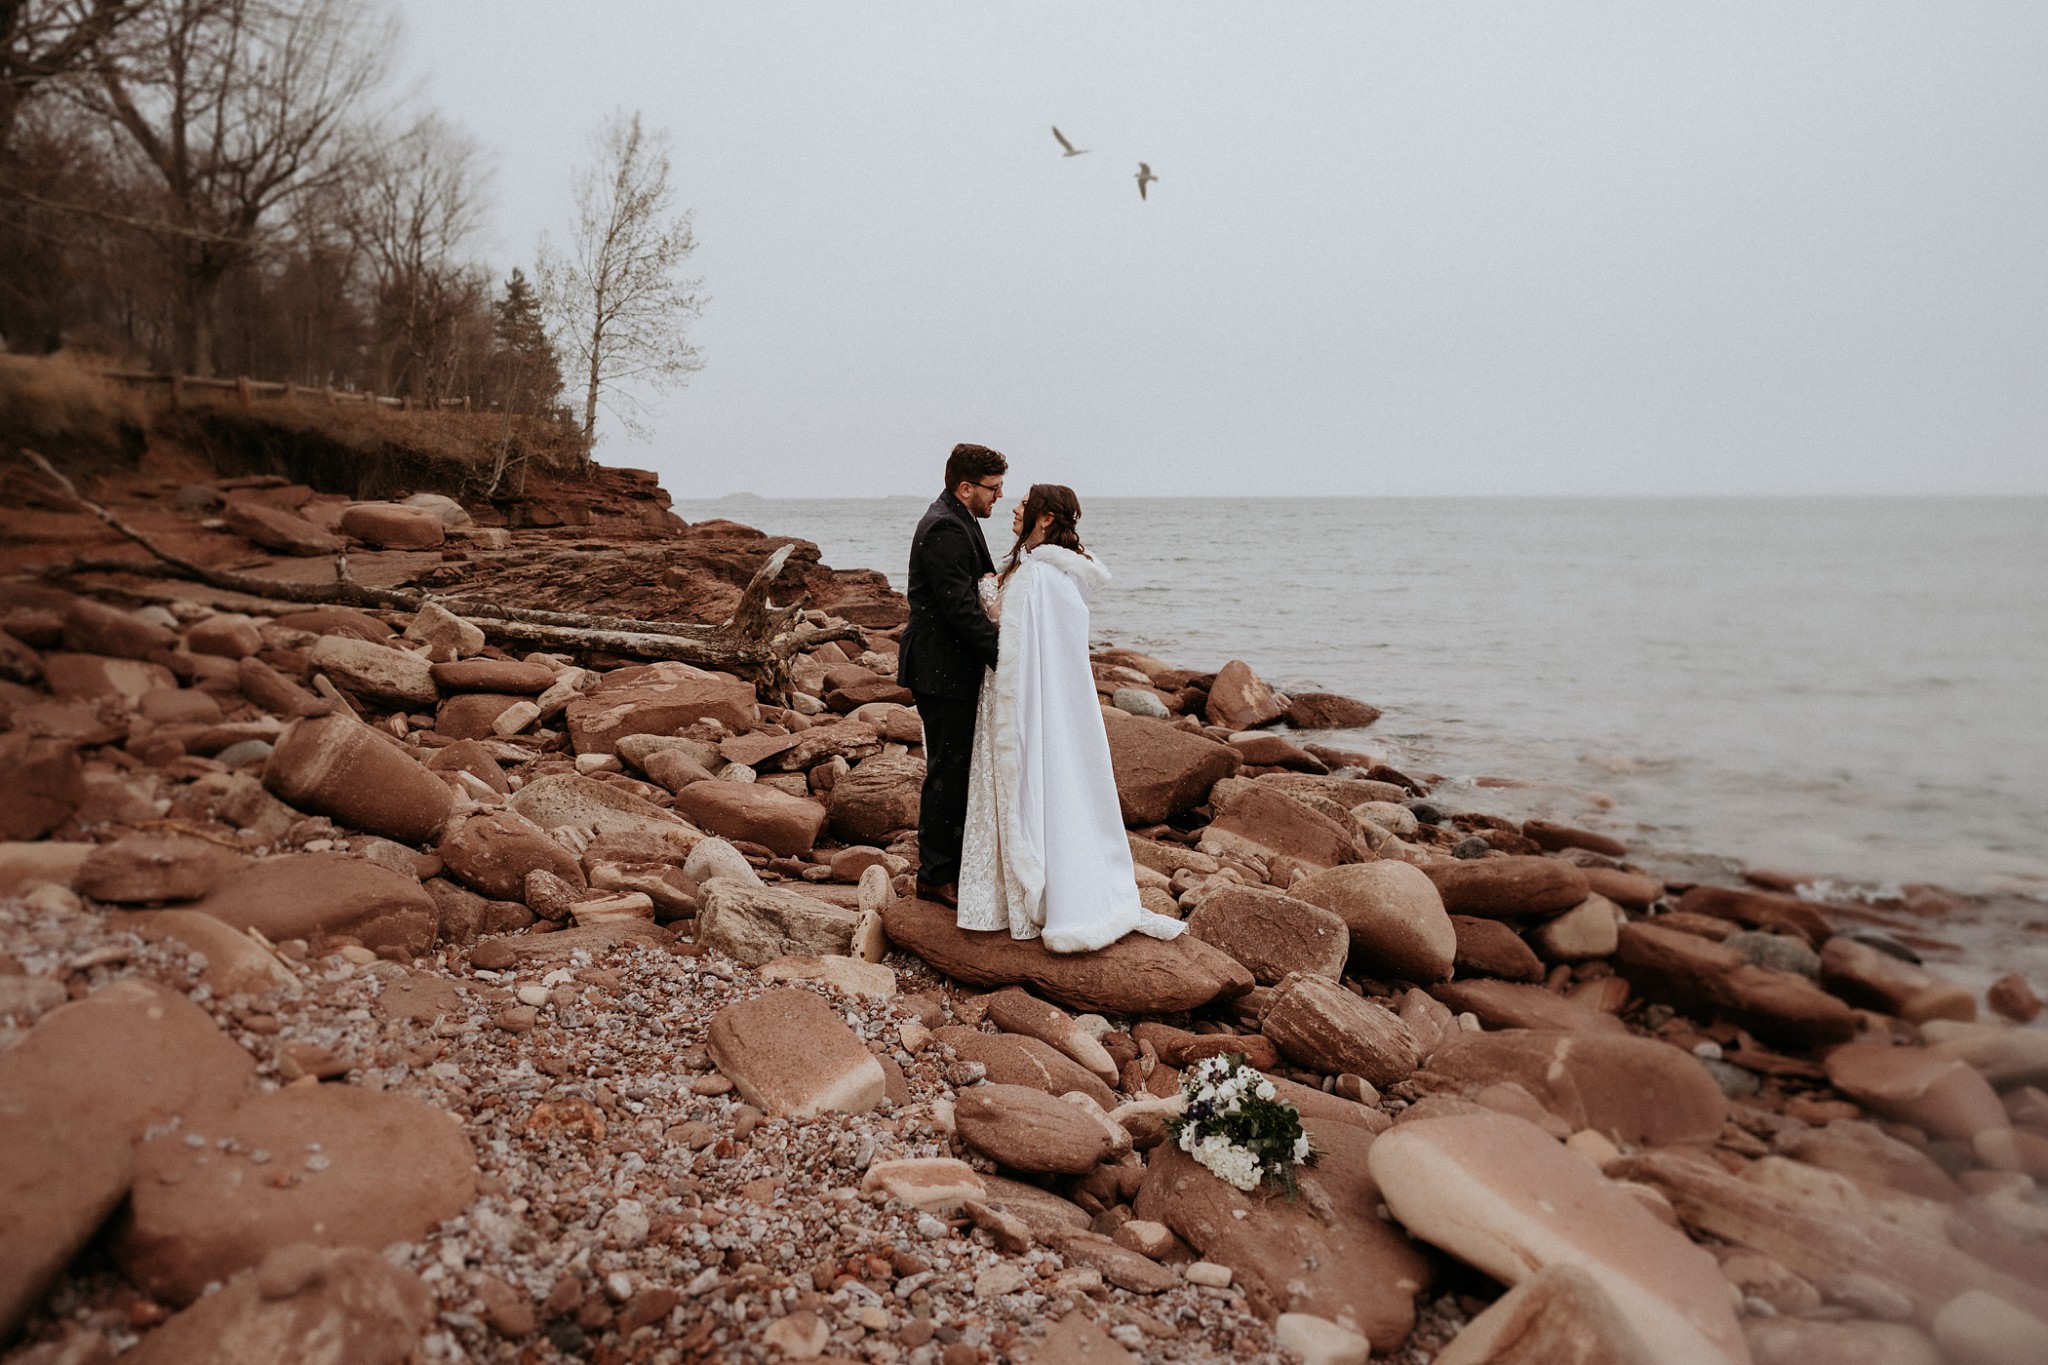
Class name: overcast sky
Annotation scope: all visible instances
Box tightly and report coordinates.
[402,2,2048,498]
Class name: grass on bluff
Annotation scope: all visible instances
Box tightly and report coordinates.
[1,352,588,502]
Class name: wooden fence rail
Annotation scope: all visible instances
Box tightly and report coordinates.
[96,369,472,413]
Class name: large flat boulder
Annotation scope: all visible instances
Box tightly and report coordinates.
[1104,718,1243,826]
[704,988,885,1118]
[1370,1113,1748,1365]
[508,773,700,860]
[193,852,437,959]
[0,978,254,1144]
[696,877,858,965]
[1186,884,1349,985]
[1292,861,1456,983]
[1134,1118,1430,1351]
[1423,857,1591,921]
[122,1243,431,1365]
[1422,1031,1728,1147]
[62,596,177,659]
[1823,1042,2009,1141]
[564,666,758,755]
[339,502,445,550]
[1818,936,1977,1024]
[1451,915,1547,982]
[115,910,300,999]
[1261,971,1421,1085]
[671,781,828,856]
[262,713,452,845]
[116,1086,475,1306]
[0,732,85,840]
[1205,659,1286,729]
[879,896,1252,1014]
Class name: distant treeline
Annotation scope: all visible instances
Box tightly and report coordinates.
[0,0,572,441]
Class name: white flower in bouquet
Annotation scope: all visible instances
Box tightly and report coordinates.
[1166,1052,1316,1196]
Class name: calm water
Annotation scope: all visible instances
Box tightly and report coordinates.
[681,496,2048,916]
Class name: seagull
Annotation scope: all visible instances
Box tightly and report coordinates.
[1051,126,1089,157]
[1135,162,1158,200]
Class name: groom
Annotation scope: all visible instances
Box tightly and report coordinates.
[899,442,1006,908]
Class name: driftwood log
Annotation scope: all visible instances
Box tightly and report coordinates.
[14,449,864,701]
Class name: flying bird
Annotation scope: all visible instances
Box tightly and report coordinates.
[1051,126,1089,158]
[1135,162,1158,200]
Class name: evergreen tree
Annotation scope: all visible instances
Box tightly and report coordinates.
[492,267,564,416]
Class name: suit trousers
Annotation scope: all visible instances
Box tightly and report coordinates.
[913,689,980,886]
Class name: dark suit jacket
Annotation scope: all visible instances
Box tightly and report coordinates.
[898,491,1001,700]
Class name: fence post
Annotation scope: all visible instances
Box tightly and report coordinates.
[236,376,252,408]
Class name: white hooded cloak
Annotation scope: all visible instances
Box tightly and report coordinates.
[955,544,1186,953]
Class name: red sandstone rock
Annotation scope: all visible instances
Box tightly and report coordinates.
[1427,979,1629,1035]
[1261,970,1421,1085]
[934,1027,1117,1110]
[1675,884,1832,945]
[423,738,510,795]
[428,659,557,693]
[1283,691,1382,730]
[42,651,176,705]
[221,499,342,556]
[1824,1042,2010,1141]
[671,780,828,856]
[0,732,85,839]
[62,596,177,660]
[193,851,437,958]
[1293,861,1456,983]
[565,666,758,755]
[879,896,1252,1015]
[263,712,452,844]
[825,753,923,843]
[437,810,586,901]
[1433,1264,1655,1365]
[954,1083,1120,1175]
[1988,972,2043,1023]
[0,1110,133,1340]
[1522,820,1627,857]
[1225,732,1328,772]
[1187,884,1349,985]
[271,608,391,640]
[1104,718,1243,826]
[1451,915,1546,982]
[77,832,250,904]
[1371,1113,1748,1365]
[0,978,254,1143]
[234,656,322,718]
[1424,1030,1728,1147]
[1134,1119,1429,1350]
[1581,865,1664,909]
[1614,923,1856,1049]
[120,1243,431,1365]
[116,1086,476,1305]
[1424,857,1591,921]
[705,988,885,1118]
[338,502,446,550]
[1205,659,1286,729]
[1199,781,1362,870]
[1818,935,1976,1023]
[433,692,529,740]
[183,614,264,660]
[305,635,437,710]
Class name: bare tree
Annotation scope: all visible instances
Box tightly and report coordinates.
[0,0,137,152]
[77,0,392,373]
[348,110,489,400]
[539,109,704,454]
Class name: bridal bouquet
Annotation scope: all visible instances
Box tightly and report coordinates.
[1168,1054,1315,1196]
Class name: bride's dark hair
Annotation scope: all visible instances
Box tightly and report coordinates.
[998,483,1085,585]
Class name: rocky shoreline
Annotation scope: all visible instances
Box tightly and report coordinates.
[2,462,2046,1365]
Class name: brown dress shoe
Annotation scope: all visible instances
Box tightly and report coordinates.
[914,881,959,909]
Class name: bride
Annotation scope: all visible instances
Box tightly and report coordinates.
[954,484,1188,953]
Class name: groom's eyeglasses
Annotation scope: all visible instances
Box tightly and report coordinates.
[971,480,1004,495]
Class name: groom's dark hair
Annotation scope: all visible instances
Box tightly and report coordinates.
[945,443,1007,491]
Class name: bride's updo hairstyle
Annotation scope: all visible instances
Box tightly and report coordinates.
[1000,484,1085,585]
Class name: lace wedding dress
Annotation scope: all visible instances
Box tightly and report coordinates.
[954,545,1187,953]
